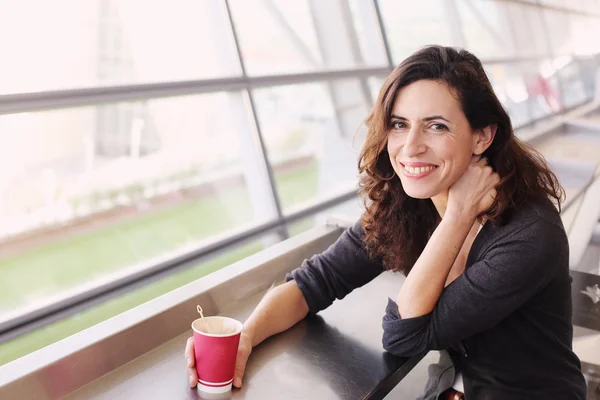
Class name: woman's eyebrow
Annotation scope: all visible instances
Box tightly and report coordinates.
[390,114,450,123]
[422,115,450,122]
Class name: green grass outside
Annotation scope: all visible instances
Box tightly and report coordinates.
[0,160,319,366]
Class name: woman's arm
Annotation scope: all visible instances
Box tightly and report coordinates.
[396,158,498,319]
[395,213,474,318]
[287,219,385,313]
[383,216,566,357]
[244,280,309,347]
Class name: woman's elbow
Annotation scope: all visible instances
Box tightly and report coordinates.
[382,333,429,357]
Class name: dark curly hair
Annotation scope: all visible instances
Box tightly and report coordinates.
[358,45,564,275]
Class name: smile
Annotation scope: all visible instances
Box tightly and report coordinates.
[400,163,438,178]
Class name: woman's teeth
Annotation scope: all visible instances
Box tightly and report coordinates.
[403,165,436,174]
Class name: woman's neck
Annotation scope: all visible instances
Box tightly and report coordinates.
[431,191,449,218]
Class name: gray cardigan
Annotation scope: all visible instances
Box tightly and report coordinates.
[287,198,586,399]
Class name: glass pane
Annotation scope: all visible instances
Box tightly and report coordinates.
[526,62,564,124]
[0,92,271,316]
[557,58,590,107]
[367,76,386,103]
[570,15,600,55]
[539,0,569,7]
[485,64,531,128]
[377,0,458,64]
[522,60,562,120]
[577,56,600,99]
[506,3,551,58]
[543,9,573,55]
[0,235,271,366]
[0,0,240,94]
[287,197,363,237]
[347,0,390,67]
[229,0,387,76]
[586,0,600,12]
[457,0,516,59]
[252,80,369,211]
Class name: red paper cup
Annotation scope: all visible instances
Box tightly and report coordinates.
[192,316,243,394]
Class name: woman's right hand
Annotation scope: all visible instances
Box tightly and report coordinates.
[185,332,253,389]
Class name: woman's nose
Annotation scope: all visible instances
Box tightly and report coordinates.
[403,129,426,157]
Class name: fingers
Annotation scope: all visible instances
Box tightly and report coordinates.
[185,337,195,368]
[187,366,198,388]
[233,348,250,389]
[185,337,197,388]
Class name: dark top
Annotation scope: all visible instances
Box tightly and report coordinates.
[287,199,586,399]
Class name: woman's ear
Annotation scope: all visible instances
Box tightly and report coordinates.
[473,124,497,155]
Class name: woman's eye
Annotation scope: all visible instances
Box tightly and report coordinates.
[392,121,407,130]
[431,123,448,131]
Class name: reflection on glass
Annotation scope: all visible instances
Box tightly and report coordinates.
[0,93,265,315]
[577,56,600,99]
[253,80,369,210]
[378,0,457,63]
[0,0,240,94]
[485,64,532,128]
[287,198,363,237]
[569,14,600,55]
[542,9,573,55]
[557,59,590,108]
[457,0,516,59]
[523,61,562,120]
[0,237,269,366]
[368,76,386,102]
[506,3,551,58]
[229,0,386,76]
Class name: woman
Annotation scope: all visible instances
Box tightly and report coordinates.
[185,46,587,399]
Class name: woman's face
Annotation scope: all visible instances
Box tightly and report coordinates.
[387,79,479,199]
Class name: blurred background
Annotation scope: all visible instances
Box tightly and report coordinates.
[0,0,599,367]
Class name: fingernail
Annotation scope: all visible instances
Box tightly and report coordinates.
[189,375,196,387]
[234,378,241,388]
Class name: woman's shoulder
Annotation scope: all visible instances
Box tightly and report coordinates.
[481,197,567,250]
[473,198,569,277]
[514,197,563,229]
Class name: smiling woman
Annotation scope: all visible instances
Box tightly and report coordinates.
[185,46,587,400]
[358,46,564,277]
[386,80,494,200]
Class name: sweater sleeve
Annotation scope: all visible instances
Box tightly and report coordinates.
[382,218,567,357]
[286,219,385,313]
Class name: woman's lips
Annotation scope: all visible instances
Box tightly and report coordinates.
[400,162,438,179]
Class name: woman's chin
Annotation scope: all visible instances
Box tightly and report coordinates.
[405,192,433,200]
[402,184,440,200]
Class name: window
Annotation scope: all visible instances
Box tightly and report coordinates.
[457,0,516,59]
[0,0,241,94]
[0,92,272,317]
[252,80,369,211]
[229,0,387,76]
[0,235,271,365]
[543,9,573,55]
[377,0,459,63]
[505,3,552,58]
[485,64,532,128]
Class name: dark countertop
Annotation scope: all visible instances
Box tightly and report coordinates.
[64,271,425,400]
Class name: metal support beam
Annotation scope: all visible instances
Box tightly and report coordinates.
[0,67,392,116]
[223,0,288,241]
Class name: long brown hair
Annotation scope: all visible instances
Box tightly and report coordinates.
[358,46,564,275]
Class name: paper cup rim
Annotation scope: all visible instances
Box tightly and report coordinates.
[192,316,243,337]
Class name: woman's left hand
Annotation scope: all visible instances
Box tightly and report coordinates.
[447,156,500,221]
